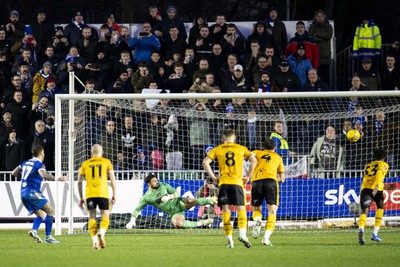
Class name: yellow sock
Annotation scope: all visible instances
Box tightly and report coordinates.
[100,217,110,233]
[266,214,276,232]
[223,211,232,236]
[238,209,247,230]
[89,219,98,237]
[375,209,384,227]
[252,211,262,221]
[358,214,367,229]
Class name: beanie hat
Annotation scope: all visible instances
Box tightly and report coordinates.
[166,5,177,13]
[10,10,19,17]
[269,6,278,13]
[24,26,33,35]
[55,26,64,32]
[297,42,306,50]
[226,103,234,113]
[46,77,56,84]
[43,61,52,68]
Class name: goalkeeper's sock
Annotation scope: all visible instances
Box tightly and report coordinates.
[358,214,367,229]
[100,217,110,233]
[195,198,211,206]
[374,208,384,228]
[252,211,262,222]
[32,216,44,231]
[89,219,98,237]
[183,220,199,228]
[44,215,54,236]
[266,214,276,233]
[223,211,232,236]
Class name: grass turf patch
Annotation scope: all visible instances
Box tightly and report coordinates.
[1,230,399,267]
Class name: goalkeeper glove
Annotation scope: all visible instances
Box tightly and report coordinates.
[126,217,136,229]
[161,194,174,203]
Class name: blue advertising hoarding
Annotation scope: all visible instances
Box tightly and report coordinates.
[140,178,400,219]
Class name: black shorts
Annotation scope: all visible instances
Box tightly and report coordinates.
[251,179,279,206]
[359,189,384,209]
[86,197,110,211]
[218,184,246,206]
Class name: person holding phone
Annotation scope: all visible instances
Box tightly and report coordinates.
[128,22,161,63]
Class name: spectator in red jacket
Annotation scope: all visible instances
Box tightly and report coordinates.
[285,21,319,69]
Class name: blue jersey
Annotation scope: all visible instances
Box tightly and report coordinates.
[20,157,46,193]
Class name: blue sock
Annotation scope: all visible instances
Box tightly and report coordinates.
[44,216,54,237]
[32,217,44,231]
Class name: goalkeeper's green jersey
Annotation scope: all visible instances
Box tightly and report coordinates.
[133,182,186,218]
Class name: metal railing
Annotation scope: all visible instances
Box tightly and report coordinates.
[1,169,399,181]
[335,44,393,91]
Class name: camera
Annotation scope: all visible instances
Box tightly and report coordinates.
[139,32,149,37]
[69,62,78,69]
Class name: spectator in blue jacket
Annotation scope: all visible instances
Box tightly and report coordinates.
[128,22,161,64]
[286,42,312,87]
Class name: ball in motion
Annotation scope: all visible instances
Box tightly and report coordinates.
[346,129,361,142]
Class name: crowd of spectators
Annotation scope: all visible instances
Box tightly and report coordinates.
[0,5,399,173]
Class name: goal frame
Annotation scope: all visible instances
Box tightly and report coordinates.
[54,74,400,235]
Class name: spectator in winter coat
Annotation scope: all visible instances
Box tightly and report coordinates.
[128,22,161,63]
[286,21,319,69]
[286,43,313,87]
[308,10,333,84]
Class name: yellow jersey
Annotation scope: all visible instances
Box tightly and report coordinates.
[252,150,284,182]
[79,156,113,199]
[208,142,252,187]
[361,160,389,191]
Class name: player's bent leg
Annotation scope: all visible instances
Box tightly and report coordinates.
[263,204,278,245]
[358,228,366,245]
[28,230,43,243]
[371,208,384,242]
[29,210,46,243]
[98,210,110,248]
[197,218,214,227]
[252,206,262,239]
[237,207,252,248]
[222,206,234,248]
[171,214,186,228]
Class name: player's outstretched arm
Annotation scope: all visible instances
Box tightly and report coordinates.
[39,169,67,181]
[126,216,136,229]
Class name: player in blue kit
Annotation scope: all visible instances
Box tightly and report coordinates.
[12,145,67,244]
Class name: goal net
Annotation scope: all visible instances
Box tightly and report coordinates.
[54,90,400,235]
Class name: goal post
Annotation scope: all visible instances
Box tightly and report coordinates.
[54,90,400,235]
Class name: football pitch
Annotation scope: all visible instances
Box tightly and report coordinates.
[1,230,399,267]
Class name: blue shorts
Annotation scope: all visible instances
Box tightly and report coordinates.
[21,189,49,214]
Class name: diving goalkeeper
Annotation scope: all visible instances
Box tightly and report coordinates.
[126,174,217,229]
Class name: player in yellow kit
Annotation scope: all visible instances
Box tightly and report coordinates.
[203,129,257,249]
[358,148,389,245]
[78,144,117,249]
[251,139,284,246]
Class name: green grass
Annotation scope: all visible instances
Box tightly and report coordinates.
[1,230,399,267]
